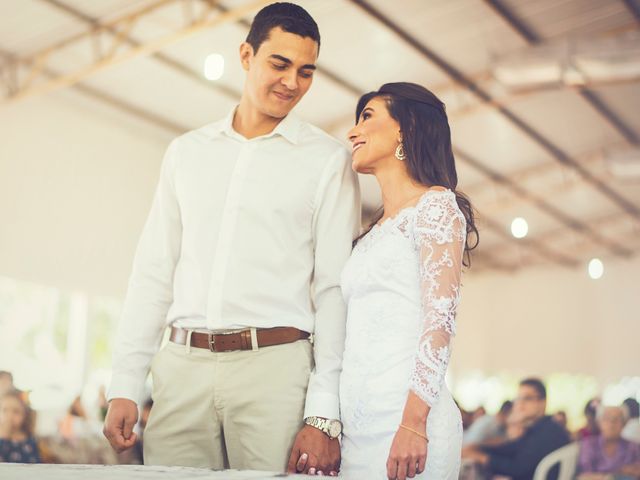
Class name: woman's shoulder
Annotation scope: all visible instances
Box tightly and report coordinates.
[413,188,464,226]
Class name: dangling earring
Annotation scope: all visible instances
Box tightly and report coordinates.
[395,142,406,161]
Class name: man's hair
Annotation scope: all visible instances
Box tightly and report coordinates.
[499,400,513,415]
[520,377,546,400]
[246,2,320,54]
[0,371,13,381]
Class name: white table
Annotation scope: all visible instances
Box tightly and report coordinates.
[0,464,317,479]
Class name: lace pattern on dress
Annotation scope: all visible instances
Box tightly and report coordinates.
[409,191,466,407]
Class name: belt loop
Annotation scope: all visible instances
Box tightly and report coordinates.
[185,330,193,354]
[250,328,259,352]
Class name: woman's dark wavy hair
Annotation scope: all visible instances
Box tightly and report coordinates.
[355,82,478,266]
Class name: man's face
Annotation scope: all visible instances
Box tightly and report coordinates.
[513,385,546,423]
[240,27,318,119]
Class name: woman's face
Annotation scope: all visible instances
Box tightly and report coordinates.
[0,396,26,433]
[347,96,402,174]
[598,407,626,440]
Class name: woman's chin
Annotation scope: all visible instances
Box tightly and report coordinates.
[351,158,370,174]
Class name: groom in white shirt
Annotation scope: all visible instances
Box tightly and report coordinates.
[102,2,360,475]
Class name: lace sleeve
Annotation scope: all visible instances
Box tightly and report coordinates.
[409,193,466,407]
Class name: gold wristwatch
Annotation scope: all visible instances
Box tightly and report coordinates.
[304,416,342,439]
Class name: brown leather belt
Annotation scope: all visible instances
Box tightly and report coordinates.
[169,326,310,353]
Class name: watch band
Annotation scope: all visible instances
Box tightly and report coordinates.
[304,416,342,439]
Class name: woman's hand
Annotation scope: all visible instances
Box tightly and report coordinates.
[386,426,428,480]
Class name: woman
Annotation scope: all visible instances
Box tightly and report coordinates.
[0,390,41,463]
[577,405,640,479]
[339,82,477,479]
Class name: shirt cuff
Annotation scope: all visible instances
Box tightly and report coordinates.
[304,391,340,421]
[106,373,145,407]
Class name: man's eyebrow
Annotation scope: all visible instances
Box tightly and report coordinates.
[269,54,317,71]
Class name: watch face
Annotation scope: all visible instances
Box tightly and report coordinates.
[329,420,342,438]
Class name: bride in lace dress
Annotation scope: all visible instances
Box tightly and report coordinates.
[339,83,478,480]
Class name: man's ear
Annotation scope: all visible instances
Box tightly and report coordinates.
[239,42,254,71]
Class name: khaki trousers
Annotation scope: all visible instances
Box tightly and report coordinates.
[143,336,313,470]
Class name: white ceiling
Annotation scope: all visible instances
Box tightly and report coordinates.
[1,0,639,272]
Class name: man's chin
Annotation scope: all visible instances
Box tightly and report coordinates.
[265,100,298,118]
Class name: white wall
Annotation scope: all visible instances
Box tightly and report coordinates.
[451,255,640,385]
[0,88,174,297]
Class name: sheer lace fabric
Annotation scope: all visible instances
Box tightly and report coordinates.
[339,189,464,479]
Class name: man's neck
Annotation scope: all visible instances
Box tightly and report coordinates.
[233,99,284,139]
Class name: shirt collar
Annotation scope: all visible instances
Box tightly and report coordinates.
[211,106,301,145]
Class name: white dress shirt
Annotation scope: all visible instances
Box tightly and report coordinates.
[108,108,361,420]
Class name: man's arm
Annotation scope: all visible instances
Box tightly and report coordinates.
[287,147,360,475]
[485,421,567,478]
[104,139,183,451]
[305,147,360,421]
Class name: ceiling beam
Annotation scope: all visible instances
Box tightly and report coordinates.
[40,0,241,101]
[0,46,187,136]
[484,0,640,146]
[455,147,633,258]
[2,0,272,104]
[349,0,640,222]
[480,216,579,267]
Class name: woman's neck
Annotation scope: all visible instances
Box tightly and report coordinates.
[374,165,430,221]
[2,430,28,442]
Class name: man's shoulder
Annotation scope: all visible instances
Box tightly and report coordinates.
[171,120,226,148]
[535,416,571,443]
[297,120,348,155]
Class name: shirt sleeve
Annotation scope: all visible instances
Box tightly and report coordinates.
[304,147,361,420]
[409,193,466,407]
[107,139,182,406]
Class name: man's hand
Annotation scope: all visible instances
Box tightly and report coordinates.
[103,398,139,453]
[462,448,489,466]
[287,424,340,476]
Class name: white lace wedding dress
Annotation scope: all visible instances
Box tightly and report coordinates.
[339,189,465,479]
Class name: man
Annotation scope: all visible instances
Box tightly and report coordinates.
[463,378,570,480]
[103,3,360,475]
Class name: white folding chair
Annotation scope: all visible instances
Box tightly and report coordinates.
[533,442,580,480]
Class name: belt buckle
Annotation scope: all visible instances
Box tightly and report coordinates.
[207,333,216,352]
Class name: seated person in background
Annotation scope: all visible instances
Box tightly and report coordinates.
[553,410,568,430]
[622,398,640,444]
[577,405,640,479]
[59,395,93,444]
[0,371,15,397]
[130,398,154,465]
[578,398,602,440]
[463,400,513,446]
[0,390,41,463]
[462,377,570,480]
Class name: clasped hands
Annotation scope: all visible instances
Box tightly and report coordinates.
[287,424,340,476]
